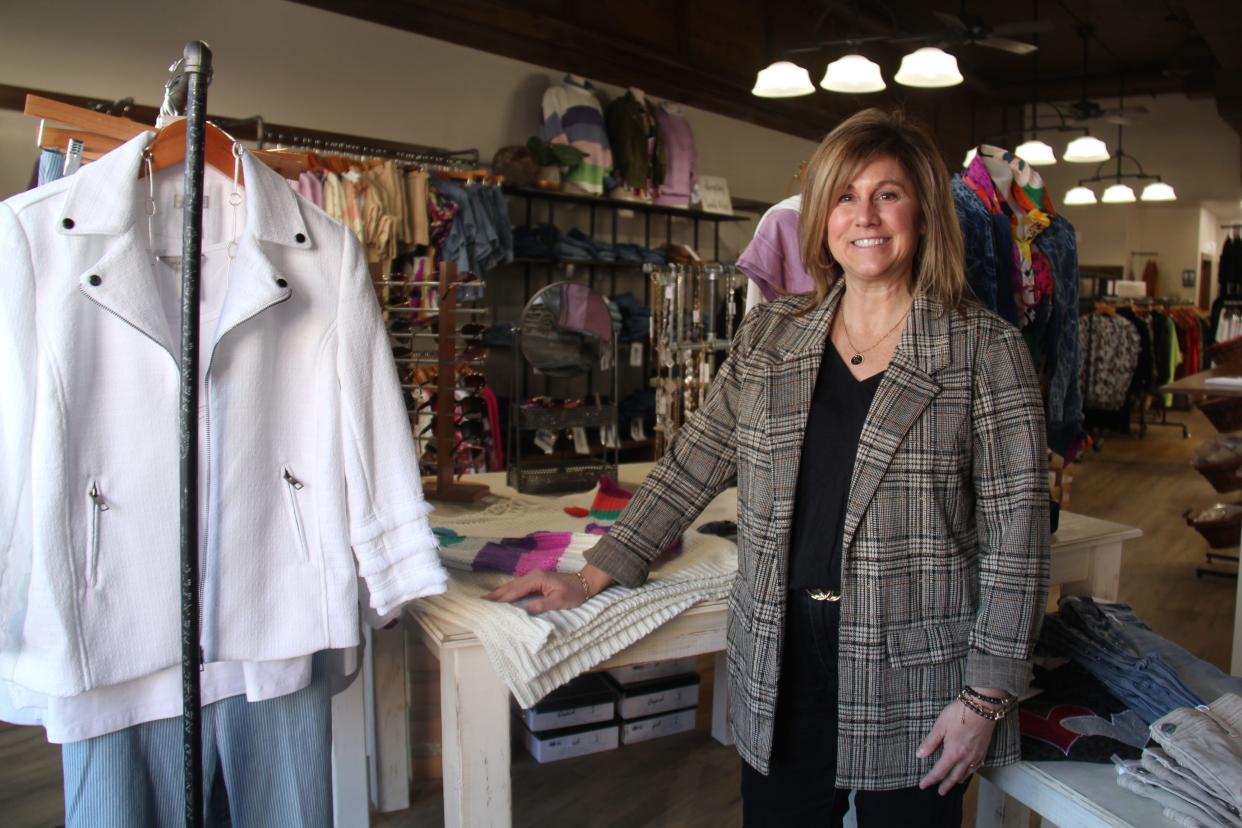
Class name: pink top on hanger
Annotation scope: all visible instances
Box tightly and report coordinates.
[736,196,814,300]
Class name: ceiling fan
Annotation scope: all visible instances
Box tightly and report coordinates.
[928,6,1053,55]
[1064,26,1149,124]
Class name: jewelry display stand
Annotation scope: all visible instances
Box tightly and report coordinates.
[647,264,743,454]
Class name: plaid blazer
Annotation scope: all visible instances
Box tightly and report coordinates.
[587,279,1050,788]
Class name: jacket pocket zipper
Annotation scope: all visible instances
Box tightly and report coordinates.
[88,482,109,587]
[282,467,310,563]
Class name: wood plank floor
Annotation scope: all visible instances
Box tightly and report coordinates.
[3,406,1236,827]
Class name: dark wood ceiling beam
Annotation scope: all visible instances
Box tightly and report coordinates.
[288,0,990,143]
[988,65,1204,104]
[1181,0,1242,165]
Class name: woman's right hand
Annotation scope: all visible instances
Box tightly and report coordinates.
[483,565,614,614]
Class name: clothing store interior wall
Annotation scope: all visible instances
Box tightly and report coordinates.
[3,0,1240,279]
[7,1,1242,827]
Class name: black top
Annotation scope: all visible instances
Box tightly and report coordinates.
[786,338,884,591]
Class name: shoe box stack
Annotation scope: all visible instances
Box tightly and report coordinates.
[515,658,701,763]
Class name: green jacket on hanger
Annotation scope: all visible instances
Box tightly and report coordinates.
[605,91,666,191]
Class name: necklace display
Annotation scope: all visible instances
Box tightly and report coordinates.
[840,304,910,366]
[648,263,742,454]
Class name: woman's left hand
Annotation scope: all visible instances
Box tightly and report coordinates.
[915,698,998,795]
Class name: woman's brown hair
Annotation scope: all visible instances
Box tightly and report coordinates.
[798,108,966,310]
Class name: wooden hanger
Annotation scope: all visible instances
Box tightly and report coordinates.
[24,93,305,180]
[143,117,244,184]
[437,168,503,184]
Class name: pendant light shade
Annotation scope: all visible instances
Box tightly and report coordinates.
[1063,135,1110,163]
[1015,139,1057,166]
[1140,181,1177,202]
[1063,186,1098,206]
[963,147,977,168]
[820,54,886,93]
[1101,183,1137,204]
[752,61,815,97]
[893,47,963,88]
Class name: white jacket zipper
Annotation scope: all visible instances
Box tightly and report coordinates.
[87,481,109,588]
[282,467,310,562]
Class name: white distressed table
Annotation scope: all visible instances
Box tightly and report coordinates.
[334,468,1149,828]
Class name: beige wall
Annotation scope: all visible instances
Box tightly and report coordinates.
[1032,94,1241,294]
[0,0,817,258]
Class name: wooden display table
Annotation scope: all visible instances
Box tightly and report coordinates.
[332,466,1145,828]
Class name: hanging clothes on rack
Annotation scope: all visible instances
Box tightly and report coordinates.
[1080,310,1142,434]
[0,132,446,725]
[1141,258,1160,299]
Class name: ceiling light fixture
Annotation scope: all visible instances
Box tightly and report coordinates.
[1061,28,1111,163]
[1063,186,1098,205]
[893,47,964,88]
[1063,135,1111,163]
[1065,83,1175,207]
[1140,181,1177,202]
[1015,138,1057,165]
[1101,183,1137,204]
[820,54,886,93]
[1013,4,1054,166]
[751,61,815,97]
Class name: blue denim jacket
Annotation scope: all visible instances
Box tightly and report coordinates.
[952,177,997,311]
[1036,215,1084,456]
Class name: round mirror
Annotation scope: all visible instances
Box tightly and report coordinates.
[519,281,614,377]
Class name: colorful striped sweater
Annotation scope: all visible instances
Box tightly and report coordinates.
[541,76,613,195]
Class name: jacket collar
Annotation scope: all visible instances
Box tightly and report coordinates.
[59,131,312,249]
[775,278,952,378]
[68,131,311,358]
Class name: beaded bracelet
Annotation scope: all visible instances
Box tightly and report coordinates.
[957,690,1008,722]
[961,686,1015,708]
[574,571,592,602]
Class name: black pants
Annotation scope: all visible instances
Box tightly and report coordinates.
[740,590,966,827]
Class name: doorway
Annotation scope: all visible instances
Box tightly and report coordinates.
[1199,256,1213,311]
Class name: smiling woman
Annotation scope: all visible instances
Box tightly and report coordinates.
[486,108,1049,828]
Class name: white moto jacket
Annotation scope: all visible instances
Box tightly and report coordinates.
[0,133,445,697]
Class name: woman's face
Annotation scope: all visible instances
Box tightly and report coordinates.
[826,155,924,287]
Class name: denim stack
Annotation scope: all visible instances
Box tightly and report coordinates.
[512,225,667,265]
[612,292,652,343]
[431,178,514,274]
[1040,596,1204,724]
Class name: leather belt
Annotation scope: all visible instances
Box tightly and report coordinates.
[806,588,842,602]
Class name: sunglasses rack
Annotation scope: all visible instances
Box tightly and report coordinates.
[424,261,493,502]
[646,264,745,455]
[378,260,493,502]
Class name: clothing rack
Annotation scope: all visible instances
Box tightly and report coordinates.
[167,41,212,828]
[258,124,479,170]
[1083,297,1195,443]
[14,81,479,177]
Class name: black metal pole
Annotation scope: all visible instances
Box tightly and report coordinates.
[178,39,211,828]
